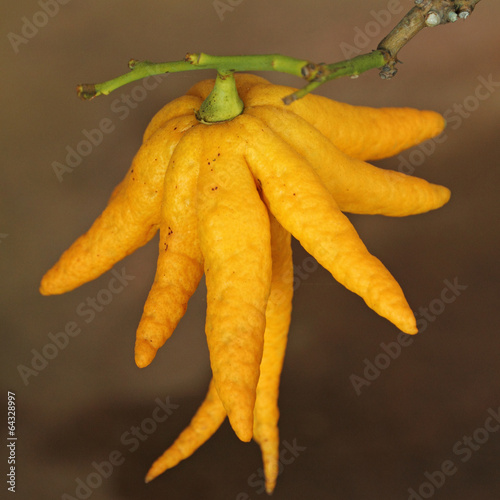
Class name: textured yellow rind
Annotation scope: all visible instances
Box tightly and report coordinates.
[245,106,451,216]
[188,73,446,161]
[241,77,446,161]
[253,213,293,494]
[40,115,197,295]
[290,98,446,162]
[134,126,204,368]
[145,380,226,483]
[144,215,293,490]
[241,114,417,335]
[142,94,203,143]
[196,121,272,442]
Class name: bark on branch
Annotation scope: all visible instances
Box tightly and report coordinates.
[377,0,482,78]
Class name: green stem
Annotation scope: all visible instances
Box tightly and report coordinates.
[76,1,482,105]
[282,51,387,103]
[76,52,387,105]
[195,71,244,123]
[77,54,311,100]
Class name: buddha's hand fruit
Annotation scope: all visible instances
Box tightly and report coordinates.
[40,73,450,492]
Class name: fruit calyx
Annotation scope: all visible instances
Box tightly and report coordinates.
[196,71,244,124]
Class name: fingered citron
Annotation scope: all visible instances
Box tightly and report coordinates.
[40,73,450,492]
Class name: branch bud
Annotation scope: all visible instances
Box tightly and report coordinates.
[425,11,442,26]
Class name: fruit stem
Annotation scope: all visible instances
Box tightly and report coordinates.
[75,0,482,104]
[196,71,244,123]
[282,51,387,104]
[76,55,311,101]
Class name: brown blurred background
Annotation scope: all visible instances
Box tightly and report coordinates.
[2,1,500,499]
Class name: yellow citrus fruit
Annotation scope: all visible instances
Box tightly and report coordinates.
[40,73,450,491]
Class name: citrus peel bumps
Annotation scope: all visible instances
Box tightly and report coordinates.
[40,73,450,492]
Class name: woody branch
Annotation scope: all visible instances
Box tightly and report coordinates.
[376,0,483,78]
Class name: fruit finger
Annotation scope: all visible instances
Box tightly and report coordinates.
[40,115,197,295]
[253,213,293,494]
[145,379,226,482]
[135,125,204,368]
[241,114,417,335]
[246,105,450,216]
[196,125,272,442]
[241,79,445,161]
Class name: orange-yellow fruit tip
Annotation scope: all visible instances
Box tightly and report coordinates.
[401,320,418,336]
[425,110,446,136]
[229,416,253,443]
[39,276,54,296]
[145,458,172,483]
[394,312,418,335]
[440,187,452,207]
[265,481,276,495]
[134,340,158,368]
[235,428,253,443]
[144,471,157,484]
[39,271,70,296]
